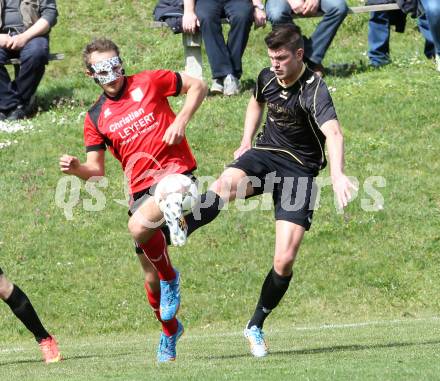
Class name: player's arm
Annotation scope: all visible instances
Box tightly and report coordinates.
[321,120,357,208]
[163,73,208,145]
[234,95,265,158]
[59,150,105,181]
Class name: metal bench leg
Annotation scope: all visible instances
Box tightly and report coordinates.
[182,32,203,80]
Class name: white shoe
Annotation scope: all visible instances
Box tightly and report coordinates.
[159,193,188,247]
[243,325,268,357]
[210,78,224,94]
[223,74,240,96]
[436,55,440,72]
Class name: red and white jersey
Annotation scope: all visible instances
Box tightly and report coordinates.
[84,70,197,195]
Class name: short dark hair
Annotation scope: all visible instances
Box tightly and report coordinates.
[264,24,304,54]
[83,38,120,67]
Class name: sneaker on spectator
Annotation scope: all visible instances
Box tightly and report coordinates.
[223,74,240,96]
[243,324,268,357]
[160,270,181,321]
[39,336,61,363]
[210,78,224,95]
[7,104,27,120]
[157,320,184,362]
[369,62,389,69]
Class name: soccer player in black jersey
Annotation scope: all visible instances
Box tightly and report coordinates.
[0,267,61,363]
[184,23,356,357]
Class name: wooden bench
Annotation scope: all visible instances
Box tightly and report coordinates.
[149,3,400,79]
[5,52,65,77]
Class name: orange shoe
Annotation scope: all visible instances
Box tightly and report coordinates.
[39,336,61,363]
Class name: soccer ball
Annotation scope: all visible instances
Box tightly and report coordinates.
[154,173,199,215]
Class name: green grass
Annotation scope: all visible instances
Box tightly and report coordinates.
[1,318,440,381]
[1,0,440,378]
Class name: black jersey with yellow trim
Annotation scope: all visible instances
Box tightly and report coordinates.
[253,65,338,171]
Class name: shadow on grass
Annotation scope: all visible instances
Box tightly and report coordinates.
[35,86,75,112]
[0,350,138,367]
[325,61,370,77]
[201,338,440,360]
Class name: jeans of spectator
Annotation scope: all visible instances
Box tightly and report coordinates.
[0,36,49,111]
[368,11,435,66]
[265,0,348,65]
[420,0,440,56]
[195,0,253,80]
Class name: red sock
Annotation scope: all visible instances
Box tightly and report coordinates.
[144,282,178,336]
[138,230,175,281]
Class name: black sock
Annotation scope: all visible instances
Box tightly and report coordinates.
[248,268,293,329]
[4,285,50,343]
[186,190,224,236]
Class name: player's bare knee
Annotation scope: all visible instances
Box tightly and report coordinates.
[211,176,234,200]
[0,275,13,300]
[128,217,147,242]
[274,250,297,273]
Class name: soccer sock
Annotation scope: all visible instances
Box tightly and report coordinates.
[4,284,50,343]
[138,230,176,281]
[186,191,224,237]
[144,282,178,336]
[247,268,293,329]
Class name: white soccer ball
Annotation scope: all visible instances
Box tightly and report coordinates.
[154,173,199,215]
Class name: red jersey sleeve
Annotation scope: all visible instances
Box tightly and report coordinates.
[84,112,106,152]
[138,70,182,98]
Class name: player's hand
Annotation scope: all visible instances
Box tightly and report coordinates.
[182,11,199,34]
[163,122,185,145]
[289,0,305,14]
[59,154,80,174]
[332,174,358,209]
[6,33,28,50]
[0,33,12,48]
[233,143,251,159]
[302,0,319,16]
[253,8,267,29]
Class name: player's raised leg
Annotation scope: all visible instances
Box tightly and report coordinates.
[185,167,252,236]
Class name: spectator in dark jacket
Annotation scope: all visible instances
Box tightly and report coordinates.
[0,0,58,120]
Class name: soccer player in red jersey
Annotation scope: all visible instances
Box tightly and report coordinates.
[59,38,207,362]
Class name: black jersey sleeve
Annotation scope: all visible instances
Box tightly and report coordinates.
[304,77,338,128]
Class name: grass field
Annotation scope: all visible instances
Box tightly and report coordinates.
[0,0,439,379]
[2,317,440,381]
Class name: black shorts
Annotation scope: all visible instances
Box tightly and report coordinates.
[228,148,318,230]
[128,172,197,254]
